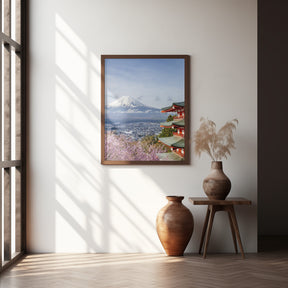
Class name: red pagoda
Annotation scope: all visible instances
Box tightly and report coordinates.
[157,102,185,161]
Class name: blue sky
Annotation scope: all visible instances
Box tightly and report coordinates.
[105,58,185,109]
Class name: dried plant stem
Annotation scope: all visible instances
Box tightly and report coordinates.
[194,118,238,161]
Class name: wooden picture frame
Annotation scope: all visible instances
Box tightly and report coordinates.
[101,55,190,165]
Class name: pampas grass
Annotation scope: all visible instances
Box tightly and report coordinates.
[193,117,238,161]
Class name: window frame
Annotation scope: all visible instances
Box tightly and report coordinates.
[0,0,27,272]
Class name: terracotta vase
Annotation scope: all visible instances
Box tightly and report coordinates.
[203,161,231,200]
[156,196,194,256]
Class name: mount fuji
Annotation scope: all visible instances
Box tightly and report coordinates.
[105,96,166,122]
[107,96,160,113]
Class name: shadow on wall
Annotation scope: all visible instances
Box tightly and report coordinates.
[54,13,165,253]
[52,11,256,253]
[54,13,107,252]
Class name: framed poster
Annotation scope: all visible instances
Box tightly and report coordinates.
[101,55,190,165]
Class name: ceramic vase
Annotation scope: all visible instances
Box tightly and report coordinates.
[203,161,231,200]
[156,196,194,256]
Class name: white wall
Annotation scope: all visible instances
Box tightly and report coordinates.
[28,0,257,253]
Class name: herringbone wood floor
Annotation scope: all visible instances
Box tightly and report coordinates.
[1,250,287,288]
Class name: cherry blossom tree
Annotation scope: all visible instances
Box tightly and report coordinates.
[105,132,167,161]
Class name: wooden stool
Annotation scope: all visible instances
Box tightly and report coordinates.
[189,197,252,259]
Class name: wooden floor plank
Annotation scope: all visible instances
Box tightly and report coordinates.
[1,252,288,288]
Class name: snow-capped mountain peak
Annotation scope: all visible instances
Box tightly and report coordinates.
[105,95,164,122]
[108,96,145,108]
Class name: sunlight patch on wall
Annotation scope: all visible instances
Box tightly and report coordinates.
[55,14,87,95]
[53,13,110,252]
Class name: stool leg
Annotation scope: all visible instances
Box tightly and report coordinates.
[199,207,210,254]
[227,207,238,254]
[203,205,216,259]
[229,206,245,259]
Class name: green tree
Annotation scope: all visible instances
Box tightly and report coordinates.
[140,135,169,153]
[158,115,176,138]
[158,128,174,138]
[167,115,174,122]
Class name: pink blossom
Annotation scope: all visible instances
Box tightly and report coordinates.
[105,132,166,161]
